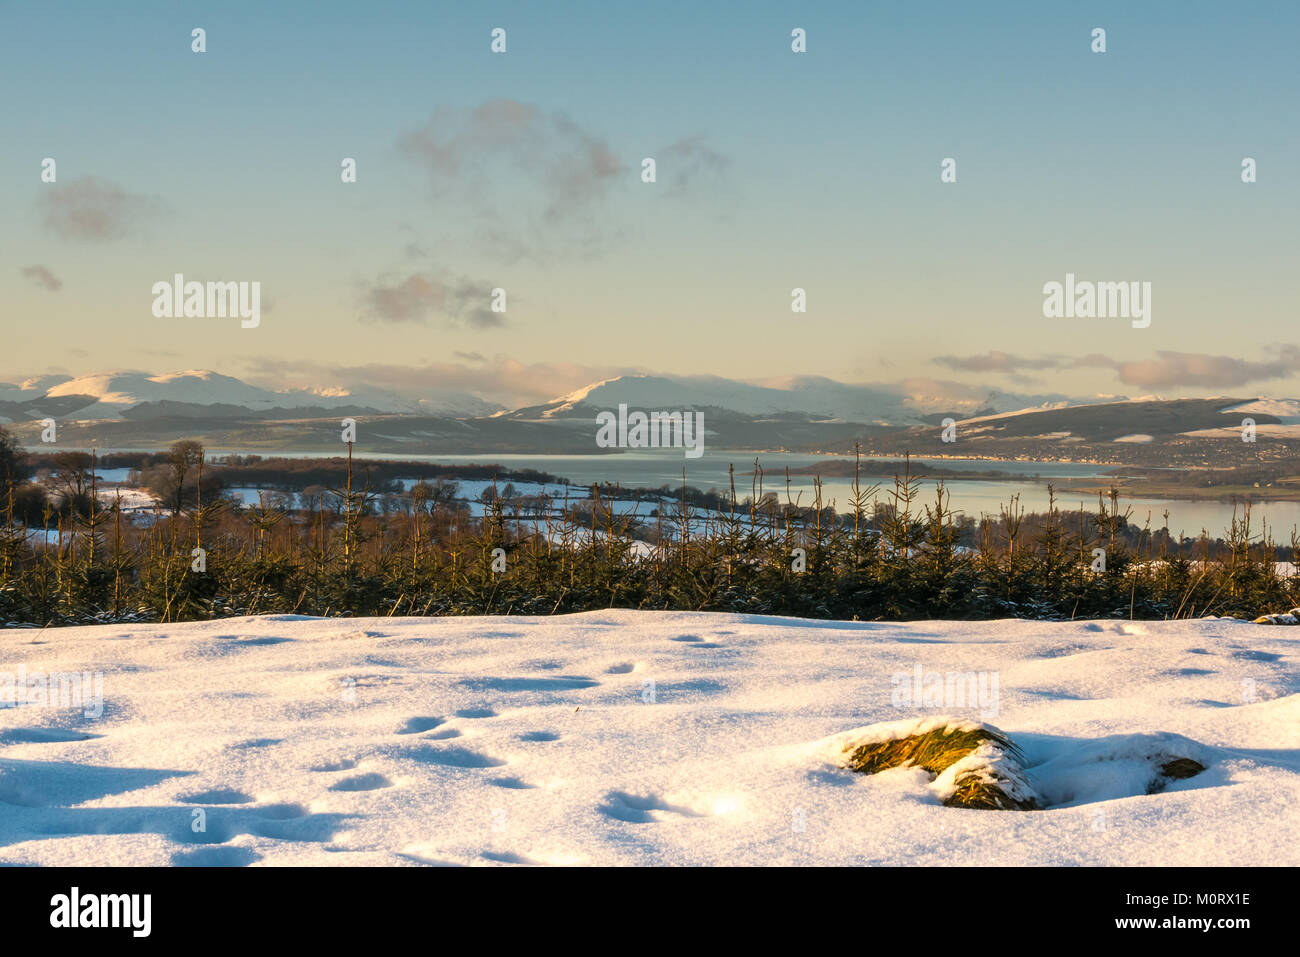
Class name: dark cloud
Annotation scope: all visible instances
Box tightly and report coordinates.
[454,351,486,363]
[20,264,62,291]
[398,100,727,263]
[38,175,164,242]
[399,99,624,228]
[935,348,1300,391]
[934,351,1062,374]
[659,136,730,195]
[360,272,505,329]
[1075,349,1300,390]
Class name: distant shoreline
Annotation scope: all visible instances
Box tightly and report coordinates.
[20,445,1300,507]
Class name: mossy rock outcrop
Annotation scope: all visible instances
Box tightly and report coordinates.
[842,721,1040,811]
[835,720,1207,811]
[1253,607,1300,624]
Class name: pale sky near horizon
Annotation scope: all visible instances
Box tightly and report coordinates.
[2,0,1297,407]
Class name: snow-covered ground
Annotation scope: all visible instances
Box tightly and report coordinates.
[94,486,156,512]
[1,611,1296,866]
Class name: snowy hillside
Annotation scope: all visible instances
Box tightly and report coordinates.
[1220,398,1300,424]
[13,367,1262,431]
[1,611,1296,866]
[1185,398,1300,439]
[8,370,501,420]
[524,373,1070,424]
[45,371,292,417]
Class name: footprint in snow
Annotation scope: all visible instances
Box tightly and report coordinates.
[398,848,464,867]
[597,790,708,824]
[0,727,100,745]
[172,801,342,851]
[396,716,446,735]
[310,757,358,772]
[670,635,721,648]
[179,787,254,805]
[1231,649,1282,662]
[406,746,506,769]
[480,850,540,865]
[490,777,537,789]
[213,635,292,646]
[172,846,262,867]
[329,772,393,792]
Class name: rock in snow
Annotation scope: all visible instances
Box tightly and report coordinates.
[1253,607,1300,625]
[0,610,1296,865]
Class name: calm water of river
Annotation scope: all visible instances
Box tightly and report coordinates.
[191,448,1300,540]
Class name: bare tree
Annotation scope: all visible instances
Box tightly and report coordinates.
[166,440,205,517]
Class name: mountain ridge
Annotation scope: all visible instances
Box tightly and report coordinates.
[0,369,501,421]
[3,370,1288,462]
[2,368,1081,425]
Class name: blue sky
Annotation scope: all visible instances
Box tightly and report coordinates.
[2,0,1297,406]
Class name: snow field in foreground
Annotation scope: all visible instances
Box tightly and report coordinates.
[1,610,1297,866]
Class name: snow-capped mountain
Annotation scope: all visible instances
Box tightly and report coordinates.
[1,369,1078,426]
[1,368,1284,455]
[1,370,502,420]
[0,374,75,400]
[1218,397,1300,424]
[44,371,294,417]
[8,368,1262,435]
[512,373,1071,425]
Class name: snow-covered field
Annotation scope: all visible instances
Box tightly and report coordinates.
[1,611,1296,866]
